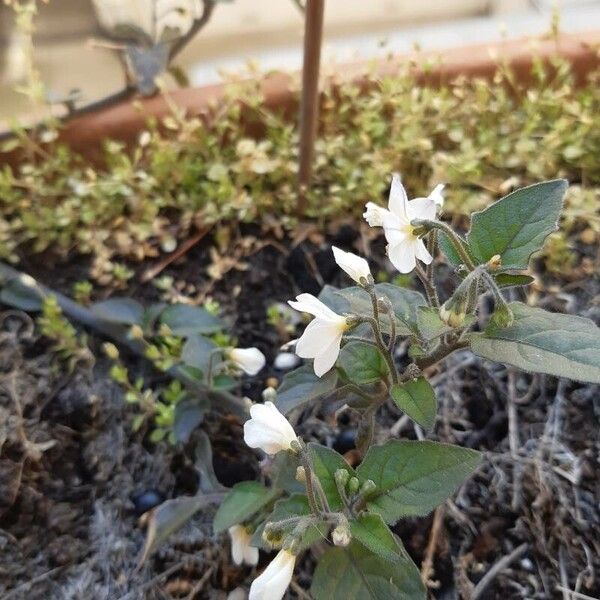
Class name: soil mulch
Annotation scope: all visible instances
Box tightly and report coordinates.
[1,223,599,599]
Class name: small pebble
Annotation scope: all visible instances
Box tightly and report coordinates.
[274,352,300,371]
[131,489,165,516]
[520,557,534,571]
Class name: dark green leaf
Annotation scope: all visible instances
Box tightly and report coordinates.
[193,430,226,493]
[416,307,451,342]
[308,443,355,511]
[91,297,144,325]
[338,341,388,384]
[140,494,213,564]
[349,513,411,564]
[357,440,481,524]
[181,335,217,379]
[173,396,209,443]
[141,302,167,332]
[438,231,471,266]
[494,273,535,288]
[467,179,567,269]
[276,365,337,414]
[470,302,600,383]
[160,304,222,336]
[311,541,425,600]
[270,451,303,494]
[0,278,44,311]
[390,378,437,431]
[213,482,277,533]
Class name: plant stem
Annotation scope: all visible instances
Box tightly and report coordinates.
[412,219,476,271]
[415,264,439,308]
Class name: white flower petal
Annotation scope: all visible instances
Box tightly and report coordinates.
[414,238,433,264]
[332,246,371,283]
[295,319,343,357]
[288,293,340,322]
[229,525,257,566]
[406,197,437,222]
[229,347,266,375]
[243,402,297,455]
[249,550,296,600]
[363,202,391,227]
[388,173,409,217]
[388,239,418,273]
[428,183,445,207]
[313,330,344,377]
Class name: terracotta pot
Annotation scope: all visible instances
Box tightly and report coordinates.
[4,31,600,165]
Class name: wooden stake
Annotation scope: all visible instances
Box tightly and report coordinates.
[298,0,325,200]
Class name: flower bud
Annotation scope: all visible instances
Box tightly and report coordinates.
[332,524,352,547]
[487,254,502,271]
[130,324,144,340]
[295,466,307,484]
[334,468,350,489]
[103,342,120,360]
[491,304,514,328]
[439,302,466,328]
[262,386,277,402]
[347,477,360,495]
[360,479,377,496]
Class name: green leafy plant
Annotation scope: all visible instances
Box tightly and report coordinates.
[216,178,600,600]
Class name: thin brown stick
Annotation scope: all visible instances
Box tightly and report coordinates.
[185,565,214,600]
[140,226,210,282]
[471,543,528,600]
[421,505,444,588]
[297,0,325,203]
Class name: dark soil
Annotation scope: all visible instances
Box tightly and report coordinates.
[1,223,599,599]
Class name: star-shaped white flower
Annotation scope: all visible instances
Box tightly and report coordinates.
[364,174,445,273]
[288,293,348,377]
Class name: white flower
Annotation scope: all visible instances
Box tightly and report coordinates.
[332,246,371,284]
[288,294,348,377]
[363,174,445,273]
[249,549,296,600]
[243,401,297,455]
[228,347,266,376]
[228,525,259,566]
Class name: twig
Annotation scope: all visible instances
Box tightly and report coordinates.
[471,543,528,600]
[559,545,571,600]
[556,586,599,600]
[185,565,214,600]
[421,505,444,588]
[3,566,66,600]
[507,369,522,511]
[116,561,187,600]
[140,226,210,282]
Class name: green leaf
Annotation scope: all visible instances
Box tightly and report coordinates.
[308,443,355,511]
[467,179,567,269]
[338,341,388,384]
[213,482,277,533]
[438,231,471,266]
[141,302,167,332]
[140,494,212,563]
[416,307,451,342]
[91,297,144,325]
[160,304,222,336]
[390,378,437,431]
[181,334,217,378]
[311,541,425,600]
[349,513,411,564]
[0,278,44,311]
[276,365,338,414]
[470,302,600,383]
[319,284,426,336]
[494,273,535,288]
[356,440,481,524]
[173,396,209,443]
[193,430,226,493]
